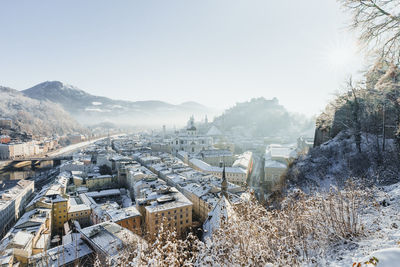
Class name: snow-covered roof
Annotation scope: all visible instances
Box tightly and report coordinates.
[29,238,93,266]
[203,196,235,241]
[69,204,90,213]
[264,159,287,169]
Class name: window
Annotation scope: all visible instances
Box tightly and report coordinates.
[155,220,158,224]
[180,215,183,218]
[186,220,188,223]
[168,211,170,215]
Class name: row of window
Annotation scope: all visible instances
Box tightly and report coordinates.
[155,219,190,229]
[155,213,189,224]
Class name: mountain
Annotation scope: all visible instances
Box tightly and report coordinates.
[22,81,218,127]
[211,97,314,140]
[0,86,86,137]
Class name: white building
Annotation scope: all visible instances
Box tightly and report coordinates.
[0,180,35,237]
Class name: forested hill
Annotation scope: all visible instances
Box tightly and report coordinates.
[0,86,86,137]
[212,97,314,139]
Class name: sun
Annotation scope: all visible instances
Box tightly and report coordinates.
[322,38,359,71]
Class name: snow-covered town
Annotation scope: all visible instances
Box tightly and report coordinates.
[3,0,400,266]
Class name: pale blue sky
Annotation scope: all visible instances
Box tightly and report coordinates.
[0,0,366,116]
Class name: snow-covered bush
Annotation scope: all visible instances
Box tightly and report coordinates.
[96,186,372,266]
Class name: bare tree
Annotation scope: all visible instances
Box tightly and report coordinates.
[339,0,400,60]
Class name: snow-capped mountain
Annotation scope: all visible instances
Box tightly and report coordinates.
[22,81,219,127]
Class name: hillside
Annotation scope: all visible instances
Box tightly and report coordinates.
[22,81,219,127]
[0,86,86,137]
[287,61,400,189]
[212,97,314,140]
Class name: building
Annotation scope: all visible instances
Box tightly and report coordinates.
[197,149,235,166]
[264,144,297,190]
[0,208,52,265]
[28,238,93,267]
[0,118,12,128]
[170,120,213,155]
[105,206,141,235]
[67,203,91,227]
[86,174,114,190]
[79,221,144,263]
[203,166,236,241]
[50,195,68,234]
[68,134,86,145]
[232,151,253,179]
[0,136,10,144]
[136,185,193,237]
[0,142,40,160]
[189,158,247,185]
[0,180,35,237]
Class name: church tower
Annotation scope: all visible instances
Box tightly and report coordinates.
[221,164,228,198]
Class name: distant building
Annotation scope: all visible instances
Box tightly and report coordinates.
[170,121,213,155]
[197,149,235,166]
[0,180,35,237]
[189,158,247,185]
[0,135,10,144]
[0,118,12,128]
[264,144,297,190]
[68,134,86,145]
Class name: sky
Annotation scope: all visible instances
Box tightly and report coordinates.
[0,0,368,116]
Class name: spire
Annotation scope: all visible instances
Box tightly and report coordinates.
[259,155,265,204]
[221,164,228,198]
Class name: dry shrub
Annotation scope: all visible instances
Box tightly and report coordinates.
[197,185,371,266]
[95,185,372,266]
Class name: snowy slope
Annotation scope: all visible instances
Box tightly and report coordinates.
[326,182,400,266]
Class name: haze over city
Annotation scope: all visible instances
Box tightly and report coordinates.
[0,0,365,116]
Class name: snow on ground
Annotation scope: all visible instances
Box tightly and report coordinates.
[326,182,400,266]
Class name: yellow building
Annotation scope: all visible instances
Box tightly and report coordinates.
[86,174,114,190]
[139,188,193,237]
[68,204,91,227]
[51,195,68,234]
[106,206,142,235]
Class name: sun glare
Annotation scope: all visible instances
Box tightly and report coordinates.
[322,38,359,71]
